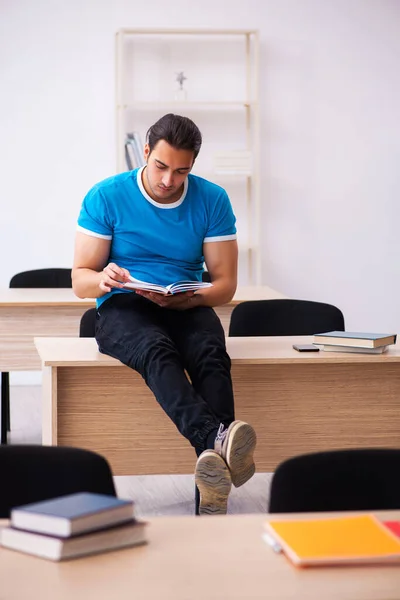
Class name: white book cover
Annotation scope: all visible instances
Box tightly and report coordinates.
[317,344,389,354]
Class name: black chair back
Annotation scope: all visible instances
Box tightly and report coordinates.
[10,268,72,288]
[269,449,400,513]
[0,445,116,518]
[80,307,97,337]
[229,299,345,337]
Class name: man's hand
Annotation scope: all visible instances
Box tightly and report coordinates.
[99,263,131,293]
[135,289,199,310]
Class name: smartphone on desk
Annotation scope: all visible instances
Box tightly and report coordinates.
[292,344,320,352]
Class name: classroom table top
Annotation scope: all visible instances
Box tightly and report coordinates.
[1,511,400,600]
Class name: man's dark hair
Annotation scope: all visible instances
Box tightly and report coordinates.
[146,113,202,159]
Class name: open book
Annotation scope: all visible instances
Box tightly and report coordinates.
[124,276,213,295]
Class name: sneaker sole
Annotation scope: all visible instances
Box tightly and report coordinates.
[195,450,232,515]
[223,421,257,488]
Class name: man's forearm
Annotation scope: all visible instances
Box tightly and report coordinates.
[72,268,106,299]
[193,281,236,308]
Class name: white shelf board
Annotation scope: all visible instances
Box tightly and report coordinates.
[118,28,258,36]
[118,102,254,110]
[191,171,252,180]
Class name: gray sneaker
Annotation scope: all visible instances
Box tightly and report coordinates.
[214,421,257,488]
[195,450,232,515]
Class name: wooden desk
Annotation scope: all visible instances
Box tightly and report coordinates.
[0,286,285,371]
[0,289,95,372]
[0,286,285,444]
[35,336,400,476]
[1,511,400,599]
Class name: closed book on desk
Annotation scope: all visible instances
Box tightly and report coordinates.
[0,519,147,561]
[318,344,389,354]
[264,515,400,567]
[384,521,400,538]
[313,331,397,349]
[11,492,134,537]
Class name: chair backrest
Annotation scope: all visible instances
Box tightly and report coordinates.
[9,268,72,288]
[268,449,400,513]
[228,299,345,337]
[80,307,97,337]
[0,445,116,518]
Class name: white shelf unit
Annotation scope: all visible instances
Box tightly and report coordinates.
[115,28,261,285]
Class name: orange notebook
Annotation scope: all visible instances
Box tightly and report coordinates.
[264,514,400,567]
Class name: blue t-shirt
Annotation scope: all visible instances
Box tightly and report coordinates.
[77,167,237,307]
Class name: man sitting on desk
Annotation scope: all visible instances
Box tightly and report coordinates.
[72,113,257,515]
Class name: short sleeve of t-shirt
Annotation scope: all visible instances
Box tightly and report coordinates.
[77,186,113,239]
[204,189,237,242]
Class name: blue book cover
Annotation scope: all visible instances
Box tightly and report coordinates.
[14,493,132,519]
[315,331,396,342]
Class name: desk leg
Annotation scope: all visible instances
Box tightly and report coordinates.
[42,366,58,446]
[1,372,9,444]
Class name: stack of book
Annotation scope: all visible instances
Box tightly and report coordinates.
[213,150,252,175]
[0,492,147,561]
[313,331,397,354]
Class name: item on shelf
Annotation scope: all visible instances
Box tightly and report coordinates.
[313,331,397,349]
[0,519,147,561]
[213,150,252,175]
[125,140,135,170]
[125,132,145,170]
[10,492,135,537]
[174,71,188,101]
[263,514,400,568]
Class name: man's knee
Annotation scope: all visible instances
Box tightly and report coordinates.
[128,333,177,372]
[185,330,229,364]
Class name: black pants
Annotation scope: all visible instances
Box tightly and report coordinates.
[95,293,235,453]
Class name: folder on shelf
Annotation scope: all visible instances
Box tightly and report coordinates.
[125,132,145,170]
[213,150,252,175]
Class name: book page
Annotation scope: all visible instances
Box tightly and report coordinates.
[123,277,212,295]
[124,276,167,294]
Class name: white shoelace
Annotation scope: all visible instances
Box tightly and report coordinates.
[214,423,228,454]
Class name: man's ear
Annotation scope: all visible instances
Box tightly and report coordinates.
[144,143,150,161]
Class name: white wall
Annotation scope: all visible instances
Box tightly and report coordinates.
[1,0,400,337]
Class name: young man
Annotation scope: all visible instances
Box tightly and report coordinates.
[72,113,256,515]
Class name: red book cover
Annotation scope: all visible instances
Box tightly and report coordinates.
[383,521,400,538]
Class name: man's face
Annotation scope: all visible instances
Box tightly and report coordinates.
[143,140,194,203]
